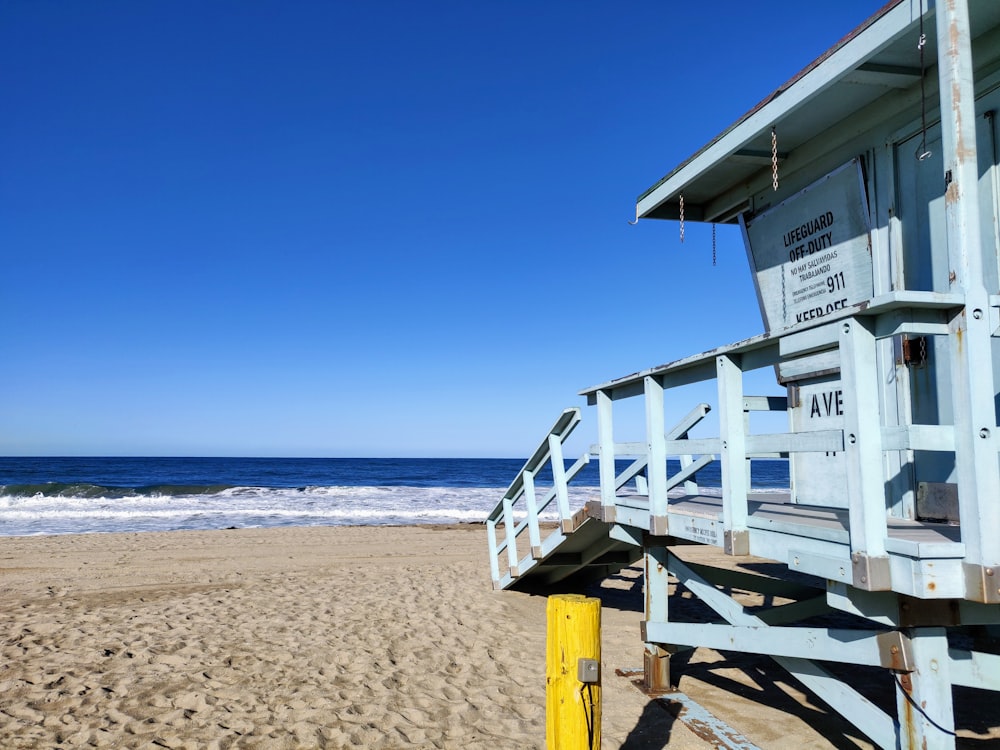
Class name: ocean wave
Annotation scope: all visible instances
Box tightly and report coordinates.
[0,482,238,499]
[0,484,584,536]
[0,478,793,538]
[0,506,503,522]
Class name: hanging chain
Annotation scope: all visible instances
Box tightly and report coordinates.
[712,223,717,266]
[920,335,928,367]
[916,0,932,161]
[678,194,685,243]
[771,127,779,191]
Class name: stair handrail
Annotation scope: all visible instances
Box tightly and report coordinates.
[486,407,588,586]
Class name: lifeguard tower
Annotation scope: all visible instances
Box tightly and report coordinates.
[487,1,1000,747]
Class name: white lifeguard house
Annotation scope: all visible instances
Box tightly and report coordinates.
[488,2,1000,747]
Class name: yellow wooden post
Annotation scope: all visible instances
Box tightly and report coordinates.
[545,594,601,749]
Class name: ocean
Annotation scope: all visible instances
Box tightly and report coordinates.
[0,456,790,537]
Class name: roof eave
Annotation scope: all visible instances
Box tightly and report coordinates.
[636,0,916,223]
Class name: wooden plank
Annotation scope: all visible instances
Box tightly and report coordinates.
[746,430,843,454]
[647,621,895,667]
[948,648,1000,691]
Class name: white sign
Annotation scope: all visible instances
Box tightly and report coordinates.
[788,377,847,508]
[740,160,873,332]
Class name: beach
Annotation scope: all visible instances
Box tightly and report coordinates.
[0,524,663,749]
[0,524,912,749]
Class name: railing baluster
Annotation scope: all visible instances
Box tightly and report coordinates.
[840,317,890,589]
[645,376,669,531]
[523,470,542,558]
[717,354,749,555]
[679,452,697,495]
[548,433,572,523]
[486,519,501,585]
[597,389,617,516]
[502,496,519,576]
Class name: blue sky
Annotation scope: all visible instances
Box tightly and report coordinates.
[2,1,884,457]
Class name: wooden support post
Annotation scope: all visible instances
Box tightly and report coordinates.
[934,0,1000,600]
[643,544,672,693]
[894,628,955,750]
[645,376,668,525]
[840,317,890,590]
[717,354,749,555]
[546,594,601,750]
[597,391,615,511]
[596,389,617,516]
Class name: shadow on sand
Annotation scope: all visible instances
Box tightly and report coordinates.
[576,564,1000,749]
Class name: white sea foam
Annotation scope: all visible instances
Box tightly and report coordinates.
[0,485,601,537]
[0,481,793,538]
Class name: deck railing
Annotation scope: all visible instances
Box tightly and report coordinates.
[580,292,994,598]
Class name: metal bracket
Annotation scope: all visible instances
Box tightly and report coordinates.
[642,647,671,695]
[876,630,913,672]
[963,562,1000,604]
[852,553,892,590]
[724,529,749,556]
[649,515,669,536]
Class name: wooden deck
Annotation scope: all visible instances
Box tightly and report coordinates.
[594,491,967,599]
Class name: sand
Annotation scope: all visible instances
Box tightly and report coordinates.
[1,524,989,749]
[0,525,673,749]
